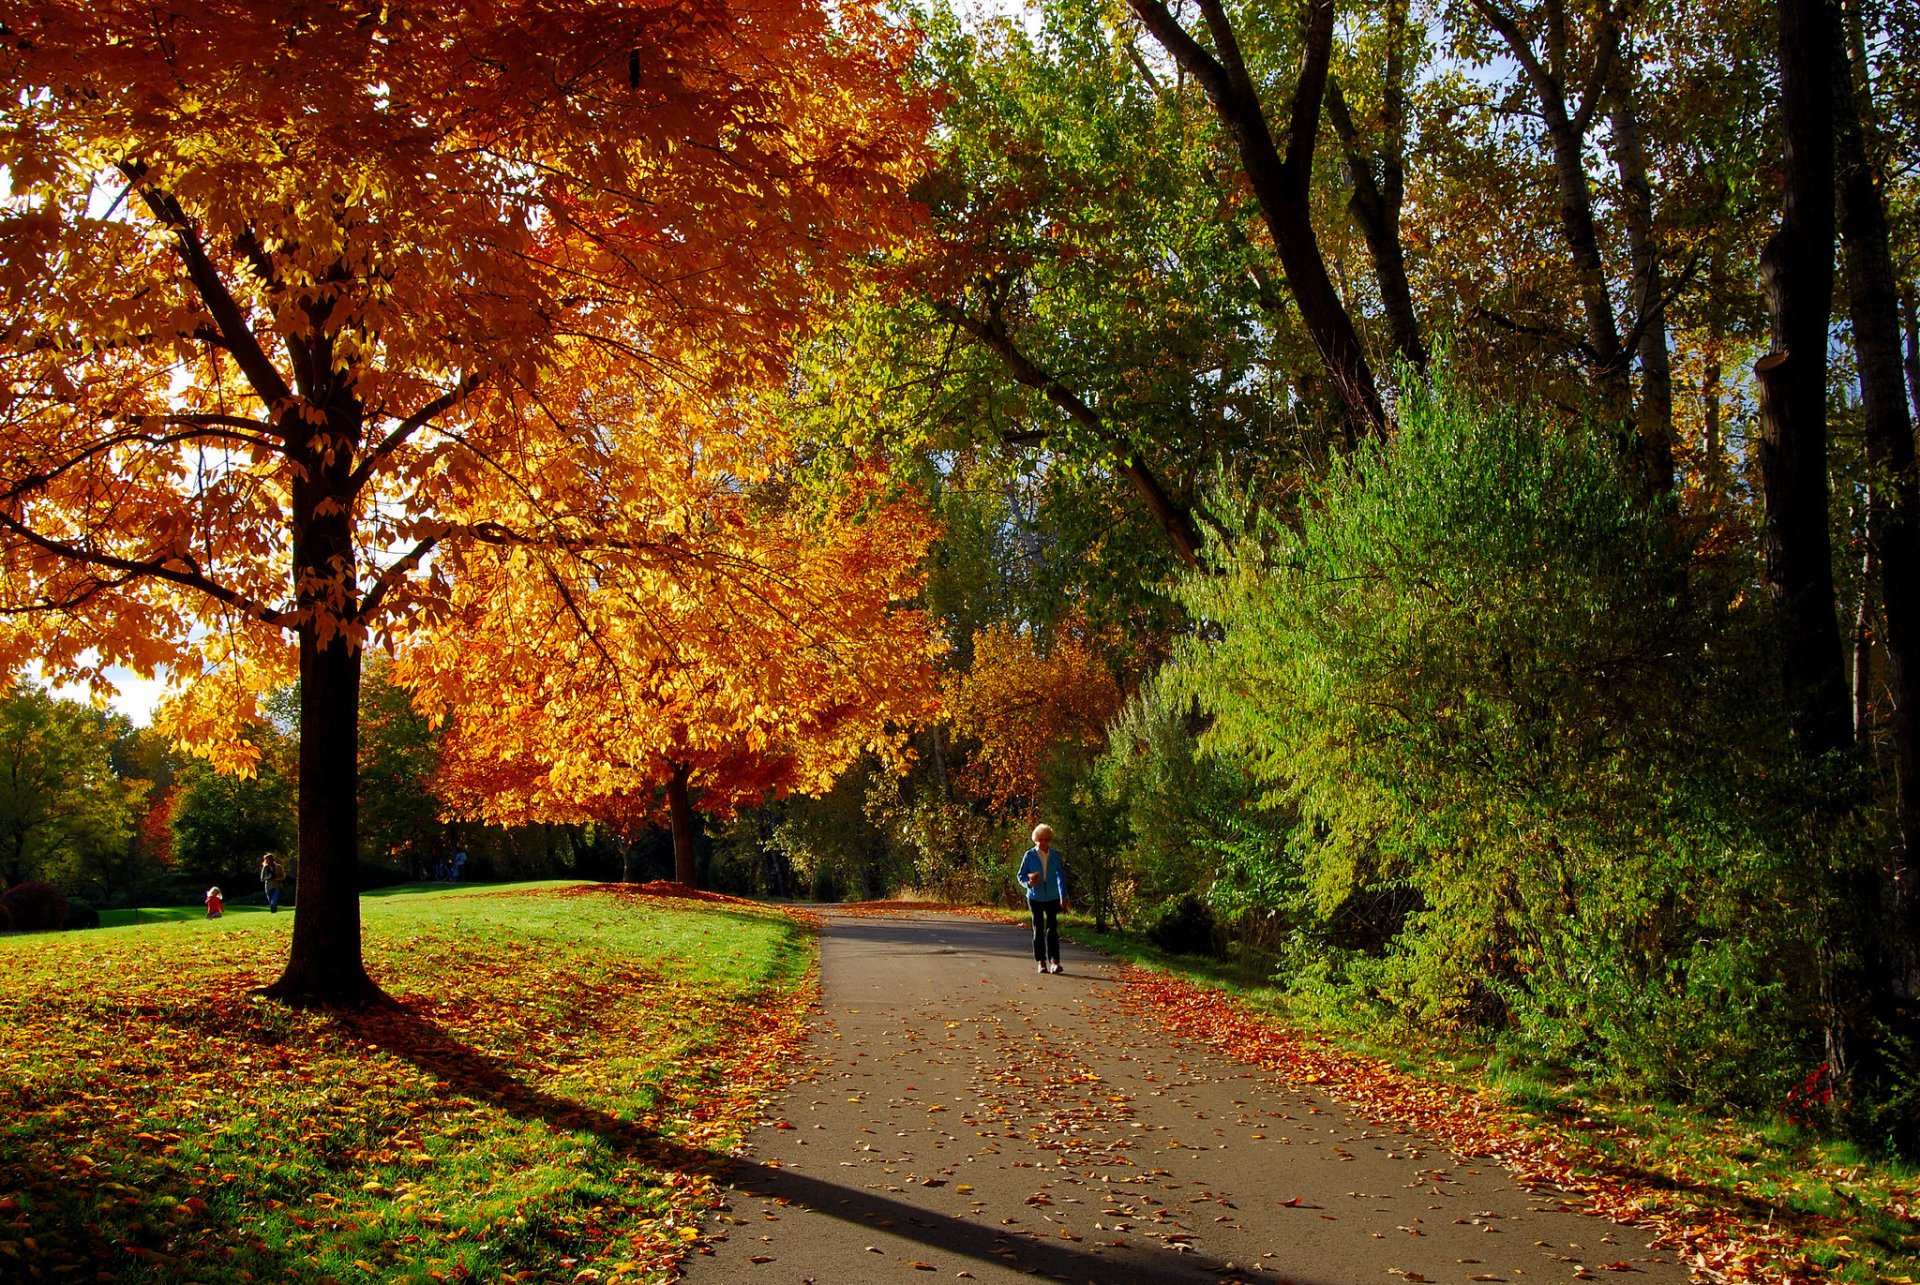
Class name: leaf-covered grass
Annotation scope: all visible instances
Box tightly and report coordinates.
[1070,921,1920,1284]
[0,881,815,1283]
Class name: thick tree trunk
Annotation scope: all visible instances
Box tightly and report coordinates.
[1757,0,1889,1103]
[1607,76,1676,494]
[1755,0,1850,761]
[667,762,698,887]
[266,423,380,1006]
[1128,0,1387,439]
[1834,12,1920,937]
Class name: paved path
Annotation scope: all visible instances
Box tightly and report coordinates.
[684,910,1688,1284]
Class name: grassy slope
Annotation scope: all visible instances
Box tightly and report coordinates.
[1071,923,1920,1284]
[0,882,814,1283]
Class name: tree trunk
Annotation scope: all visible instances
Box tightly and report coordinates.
[1128,0,1387,439]
[266,423,380,1005]
[1755,0,1851,761]
[1607,72,1676,494]
[1703,345,1725,485]
[1835,6,1920,938]
[1324,0,1423,372]
[667,762,698,887]
[1853,543,1877,745]
[1472,0,1633,438]
[1902,287,1920,426]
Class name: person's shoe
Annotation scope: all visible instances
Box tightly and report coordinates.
[1050,961,1064,974]
[1036,961,1048,974]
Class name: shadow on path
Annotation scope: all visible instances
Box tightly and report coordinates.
[339,1005,1304,1283]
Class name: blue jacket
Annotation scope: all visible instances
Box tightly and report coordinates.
[1017,847,1066,902]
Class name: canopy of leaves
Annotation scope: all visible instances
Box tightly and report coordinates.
[0,0,932,762]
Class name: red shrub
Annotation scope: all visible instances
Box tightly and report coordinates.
[1,882,70,933]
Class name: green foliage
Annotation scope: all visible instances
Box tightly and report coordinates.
[761,763,907,901]
[1167,368,1809,1106]
[0,685,139,891]
[1093,676,1296,931]
[358,660,444,869]
[169,752,297,886]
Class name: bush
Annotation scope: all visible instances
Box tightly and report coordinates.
[0,903,12,933]
[2,882,71,933]
[1166,366,1808,1106]
[1147,893,1222,957]
[62,902,101,931]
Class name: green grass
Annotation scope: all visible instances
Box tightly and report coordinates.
[1068,919,1920,1284]
[0,881,814,1283]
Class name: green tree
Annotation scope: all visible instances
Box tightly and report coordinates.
[358,660,443,874]
[170,737,297,891]
[0,685,138,892]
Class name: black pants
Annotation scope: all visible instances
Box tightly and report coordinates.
[1029,899,1061,962]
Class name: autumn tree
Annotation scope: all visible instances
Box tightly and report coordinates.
[0,0,928,1001]
[943,619,1125,812]
[414,451,944,890]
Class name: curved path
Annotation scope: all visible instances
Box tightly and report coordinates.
[684,910,1688,1284]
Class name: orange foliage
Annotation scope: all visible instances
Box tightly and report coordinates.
[943,620,1124,809]
[0,0,932,753]
[410,460,945,833]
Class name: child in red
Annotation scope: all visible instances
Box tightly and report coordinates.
[205,886,224,918]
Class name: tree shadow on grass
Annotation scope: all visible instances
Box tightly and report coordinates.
[338,1004,1308,1284]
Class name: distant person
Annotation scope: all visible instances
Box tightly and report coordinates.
[451,848,468,882]
[204,886,224,919]
[259,854,286,913]
[1017,824,1067,975]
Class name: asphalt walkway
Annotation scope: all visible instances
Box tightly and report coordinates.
[683,909,1688,1284]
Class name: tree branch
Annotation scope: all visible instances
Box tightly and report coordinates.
[120,163,293,416]
[934,300,1206,569]
[0,509,292,627]
[346,376,478,494]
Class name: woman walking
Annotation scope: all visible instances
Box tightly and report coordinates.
[1017,824,1068,974]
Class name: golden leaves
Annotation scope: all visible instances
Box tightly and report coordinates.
[1,0,934,737]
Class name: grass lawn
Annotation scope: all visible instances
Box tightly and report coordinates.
[1071,921,1920,1285]
[0,881,815,1283]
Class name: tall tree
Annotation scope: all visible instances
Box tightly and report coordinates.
[1833,0,1920,941]
[1753,0,1851,759]
[0,0,928,1002]
[1126,0,1388,439]
[0,686,136,889]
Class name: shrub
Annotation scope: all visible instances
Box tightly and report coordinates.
[1165,366,1808,1107]
[62,902,101,931]
[0,903,12,933]
[2,882,71,933]
[1147,893,1221,957]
